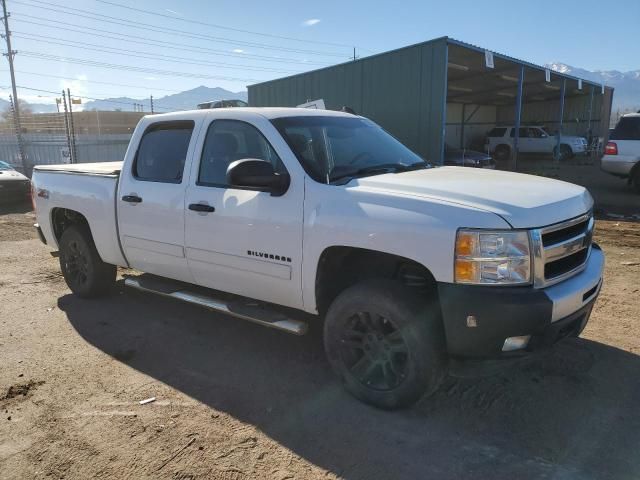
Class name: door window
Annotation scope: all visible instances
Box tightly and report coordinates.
[133,121,194,183]
[198,120,286,187]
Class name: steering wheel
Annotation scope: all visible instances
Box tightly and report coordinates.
[348,151,374,165]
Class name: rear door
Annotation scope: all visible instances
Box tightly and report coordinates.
[184,113,305,309]
[118,120,200,283]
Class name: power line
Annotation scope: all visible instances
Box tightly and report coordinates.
[11,0,348,58]
[14,84,172,110]
[12,15,328,66]
[94,0,355,49]
[13,33,304,74]
[6,70,190,94]
[19,51,264,82]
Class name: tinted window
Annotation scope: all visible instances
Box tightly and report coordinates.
[0,161,14,171]
[610,117,640,140]
[510,128,529,138]
[134,122,194,183]
[198,120,285,187]
[488,127,507,137]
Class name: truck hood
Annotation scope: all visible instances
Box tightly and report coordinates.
[353,166,593,228]
[561,135,586,143]
[0,170,28,182]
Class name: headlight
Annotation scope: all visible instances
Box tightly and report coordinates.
[454,229,531,285]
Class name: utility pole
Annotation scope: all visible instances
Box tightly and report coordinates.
[67,88,77,163]
[150,95,154,114]
[61,90,73,164]
[2,0,26,173]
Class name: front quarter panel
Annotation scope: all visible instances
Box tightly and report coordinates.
[302,177,511,313]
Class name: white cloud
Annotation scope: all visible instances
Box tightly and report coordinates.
[144,76,158,81]
[302,18,321,27]
[232,49,245,54]
[165,8,180,15]
[60,74,89,110]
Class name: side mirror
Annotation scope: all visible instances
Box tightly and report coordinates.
[226,159,290,197]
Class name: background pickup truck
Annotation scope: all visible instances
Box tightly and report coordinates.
[32,108,604,409]
[486,126,588,161]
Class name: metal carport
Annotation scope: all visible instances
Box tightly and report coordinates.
[248,37,613,168]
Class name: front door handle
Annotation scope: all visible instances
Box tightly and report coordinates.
[122,195,142,203]
[188,203,215,213]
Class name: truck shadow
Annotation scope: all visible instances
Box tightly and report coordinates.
[58,286,640,480]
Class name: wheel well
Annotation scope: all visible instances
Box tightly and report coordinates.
[315,246,437,315]
[628,161,640,184]
[51,208,90,243]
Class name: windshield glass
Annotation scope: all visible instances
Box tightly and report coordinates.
[0,161,14,171]
[271,116,428,184]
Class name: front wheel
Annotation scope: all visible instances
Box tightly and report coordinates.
[59,225,116,298]
[323,279,446,409]
[554,144,573,161]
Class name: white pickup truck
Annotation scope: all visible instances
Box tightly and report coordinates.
[31,108,604,409]
[486,126,588,161]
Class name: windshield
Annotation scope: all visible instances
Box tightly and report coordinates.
[271,116,428,184]
[0,161,14,171]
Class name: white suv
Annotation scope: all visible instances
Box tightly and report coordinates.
[486,126,588,161]
[601,113,640,192]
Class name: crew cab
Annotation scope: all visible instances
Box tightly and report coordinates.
[601,113,640,192]
[486,126,588,161]
[31,108,604,409]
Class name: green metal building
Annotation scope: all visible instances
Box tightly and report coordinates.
[248,37,613,165]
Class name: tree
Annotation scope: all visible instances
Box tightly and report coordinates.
[1,99,33,121]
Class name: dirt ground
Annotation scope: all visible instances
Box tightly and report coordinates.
[1,201,639,480]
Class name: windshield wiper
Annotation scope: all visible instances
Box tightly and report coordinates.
[329,161,428,184]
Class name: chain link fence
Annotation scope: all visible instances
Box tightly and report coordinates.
[0,106,145,176]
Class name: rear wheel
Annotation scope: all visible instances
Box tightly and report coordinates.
[494,144,511,162]
[323,279,446,409]
[59,225,116,298]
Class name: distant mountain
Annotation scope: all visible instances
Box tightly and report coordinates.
[548,63,640,113]
[81,86,248,112]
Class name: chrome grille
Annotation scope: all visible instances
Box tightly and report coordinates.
[531,213,594,288]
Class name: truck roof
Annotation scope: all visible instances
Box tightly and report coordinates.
[146,107,355,121]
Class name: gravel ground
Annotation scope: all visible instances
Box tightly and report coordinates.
[1,204,639,480]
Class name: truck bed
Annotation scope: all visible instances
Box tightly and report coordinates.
[34,161,123,176]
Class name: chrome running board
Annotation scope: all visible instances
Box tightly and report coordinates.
[124,274,308,335]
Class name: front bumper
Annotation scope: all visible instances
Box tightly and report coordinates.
[437,245,604,359]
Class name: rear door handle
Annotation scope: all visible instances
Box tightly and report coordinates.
[188,203,215,213]
[122,195,142,203]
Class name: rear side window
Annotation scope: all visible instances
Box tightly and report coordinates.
[610,117,640,140]
[133,121,194,183]
[198,119,286,187]
[509,128,529,138]
[487,127,506,137]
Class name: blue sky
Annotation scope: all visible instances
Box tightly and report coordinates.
[1,0,638,105]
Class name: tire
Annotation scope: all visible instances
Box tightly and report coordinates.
[58,224,116,298]
[554,144,573,161]
[323,279,446,409]
[632,168,640,194]
[494,144,510,161]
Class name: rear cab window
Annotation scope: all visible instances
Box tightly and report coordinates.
[133,121,195,183]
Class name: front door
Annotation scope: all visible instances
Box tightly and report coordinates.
[184,116,304,309]
[118,120,198,283]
